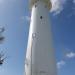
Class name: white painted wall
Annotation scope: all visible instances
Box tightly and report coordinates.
[25,1,57,75]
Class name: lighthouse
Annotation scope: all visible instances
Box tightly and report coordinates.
[25,0,57,75]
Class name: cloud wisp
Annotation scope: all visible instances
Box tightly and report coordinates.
[57,48,75,69]
[57,60,66,69]
[50,0,67,15]
[73,0,75,3]
[21,16,31,22]
[66,52,75,58]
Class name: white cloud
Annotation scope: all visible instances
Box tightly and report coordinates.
[50,0,67,15]
[21,16,31,22]
[73,0,75,3]
[66,52,75,58]
[57,60,66,69]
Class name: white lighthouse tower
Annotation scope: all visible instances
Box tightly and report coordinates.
[25,0,57,75]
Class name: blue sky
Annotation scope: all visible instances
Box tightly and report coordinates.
[0,0,75,75]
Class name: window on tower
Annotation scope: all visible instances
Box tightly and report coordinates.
[40,16,43,19]
[35,5,37,8]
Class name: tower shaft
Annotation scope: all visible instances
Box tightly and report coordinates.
[25,0,57,75]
